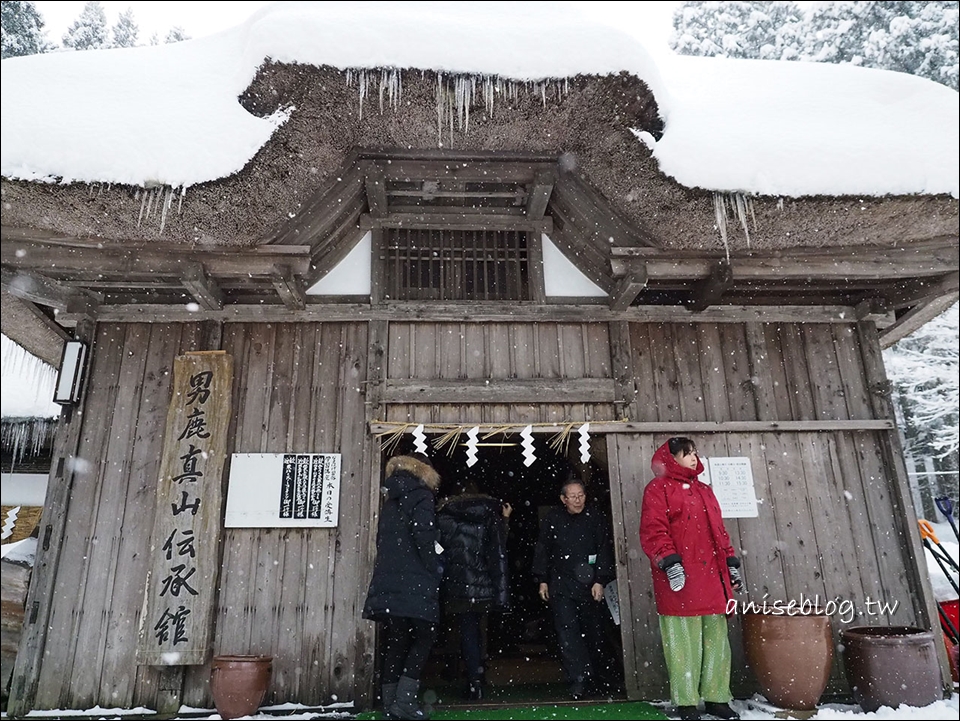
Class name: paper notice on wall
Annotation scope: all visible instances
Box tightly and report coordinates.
[699,456,759,518]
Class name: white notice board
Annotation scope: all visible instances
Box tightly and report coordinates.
[699,456,759,518]
[225,453,341,528]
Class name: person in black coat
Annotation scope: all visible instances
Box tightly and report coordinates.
[532,477,620,700]
[363,453,442,721]
[436,481,511,700]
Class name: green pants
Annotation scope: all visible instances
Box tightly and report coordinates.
[658,614,732,706]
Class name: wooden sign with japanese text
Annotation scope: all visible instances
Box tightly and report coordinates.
[137,351,232,666]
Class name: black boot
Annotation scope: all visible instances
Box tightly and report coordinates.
[703,701,739,719]
[381,682,399,719]
[387,675,430,720]
[465,677,484,701]
[676,706,701,720]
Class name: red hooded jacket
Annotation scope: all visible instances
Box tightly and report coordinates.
[639,441,738,616]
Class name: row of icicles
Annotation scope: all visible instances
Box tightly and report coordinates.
[345,68,570,145]
[105,69,572,235]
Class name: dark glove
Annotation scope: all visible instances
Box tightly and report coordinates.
[664,563,686,592]
[728,561,745,592]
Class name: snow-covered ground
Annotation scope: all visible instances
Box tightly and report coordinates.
[4,694,958,719]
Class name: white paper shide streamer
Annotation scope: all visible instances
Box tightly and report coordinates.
[465,426,480,467]
[578,422,591,463]
[413,424,428,455]
[521,424,536,467]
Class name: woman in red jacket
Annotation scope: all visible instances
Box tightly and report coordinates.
[639,437,744,721]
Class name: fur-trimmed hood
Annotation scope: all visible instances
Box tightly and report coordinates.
[384,454,441,492]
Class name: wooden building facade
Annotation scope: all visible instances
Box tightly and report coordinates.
[2,12,958,715]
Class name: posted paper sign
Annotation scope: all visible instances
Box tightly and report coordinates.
[226,453,341,528]
[699,456,759,518]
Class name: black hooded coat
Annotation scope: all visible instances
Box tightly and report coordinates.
[362,454,442,624]
[436,493,510,614]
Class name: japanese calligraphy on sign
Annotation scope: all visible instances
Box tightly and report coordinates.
[698,456,759,518]
[225,453,342,528]
[137,352,232,666]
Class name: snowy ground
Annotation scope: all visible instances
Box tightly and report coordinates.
[4,693,959,719]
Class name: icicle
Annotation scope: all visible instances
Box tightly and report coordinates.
[714,192,731,261]
[159,186,174,235]
[137,188,148,228]
[358,70,367,121]
[734,193,751,248]
[436,73,444,145]
[178,185,186,215]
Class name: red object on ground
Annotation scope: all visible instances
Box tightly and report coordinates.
[941,599,959,683]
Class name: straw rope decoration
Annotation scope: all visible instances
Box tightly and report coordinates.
[376,421,595,463]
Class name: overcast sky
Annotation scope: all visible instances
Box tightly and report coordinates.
[34,1,685,56]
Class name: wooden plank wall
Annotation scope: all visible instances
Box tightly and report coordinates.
[32,323,205,709]
[611,321,922,701]
[183,322,373,708]
[28,321,374,712]
[22,316,926,711]
[383,322,617,425]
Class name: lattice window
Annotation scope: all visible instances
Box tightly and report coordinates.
[383,228,530,301]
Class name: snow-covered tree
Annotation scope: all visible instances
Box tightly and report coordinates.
[111,7,138,48]
[671,1,959,90]
[62,0,109,51]
[885,303,959,460]
[1,0,53,58]
[164,26,189,44]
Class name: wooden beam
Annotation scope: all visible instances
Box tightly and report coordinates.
[1,268,77,312]
[181,263,224,311]
[360,212,552,233]
[58,294,100,328]
[612,253,958,281]
[879,271,960,310]
[1,236,312,277]
[609,267,648,311]
[610,238,959,281]
[879,291,960,348]
[687,261,733,311]
[270,265,306,311]
[370,419,895,434]
[66,301,876,325]
[526,168,557,220]
[854,298,896,325]
[364,165,388,217]
[383,378,617,404]
[372,159,553,184]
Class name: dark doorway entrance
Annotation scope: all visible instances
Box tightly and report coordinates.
[380,432,624,706]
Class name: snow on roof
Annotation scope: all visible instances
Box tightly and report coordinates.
[0,0,957,198]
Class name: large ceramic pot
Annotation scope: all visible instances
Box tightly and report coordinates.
[741,611,834,710]
[840,626,942,712]
[210,654,273,720]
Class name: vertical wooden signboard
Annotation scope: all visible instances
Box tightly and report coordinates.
[137,351,233,665]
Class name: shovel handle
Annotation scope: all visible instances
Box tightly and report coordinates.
[936,496,955,519]
[918,519,940,545]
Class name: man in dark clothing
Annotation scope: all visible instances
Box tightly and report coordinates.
[532,479,621,700]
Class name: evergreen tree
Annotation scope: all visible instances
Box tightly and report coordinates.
[62,0,109,51]
[111,7,138,48]
[1,0,53,58]
[164,26,189,44]
[671,0,959,90]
